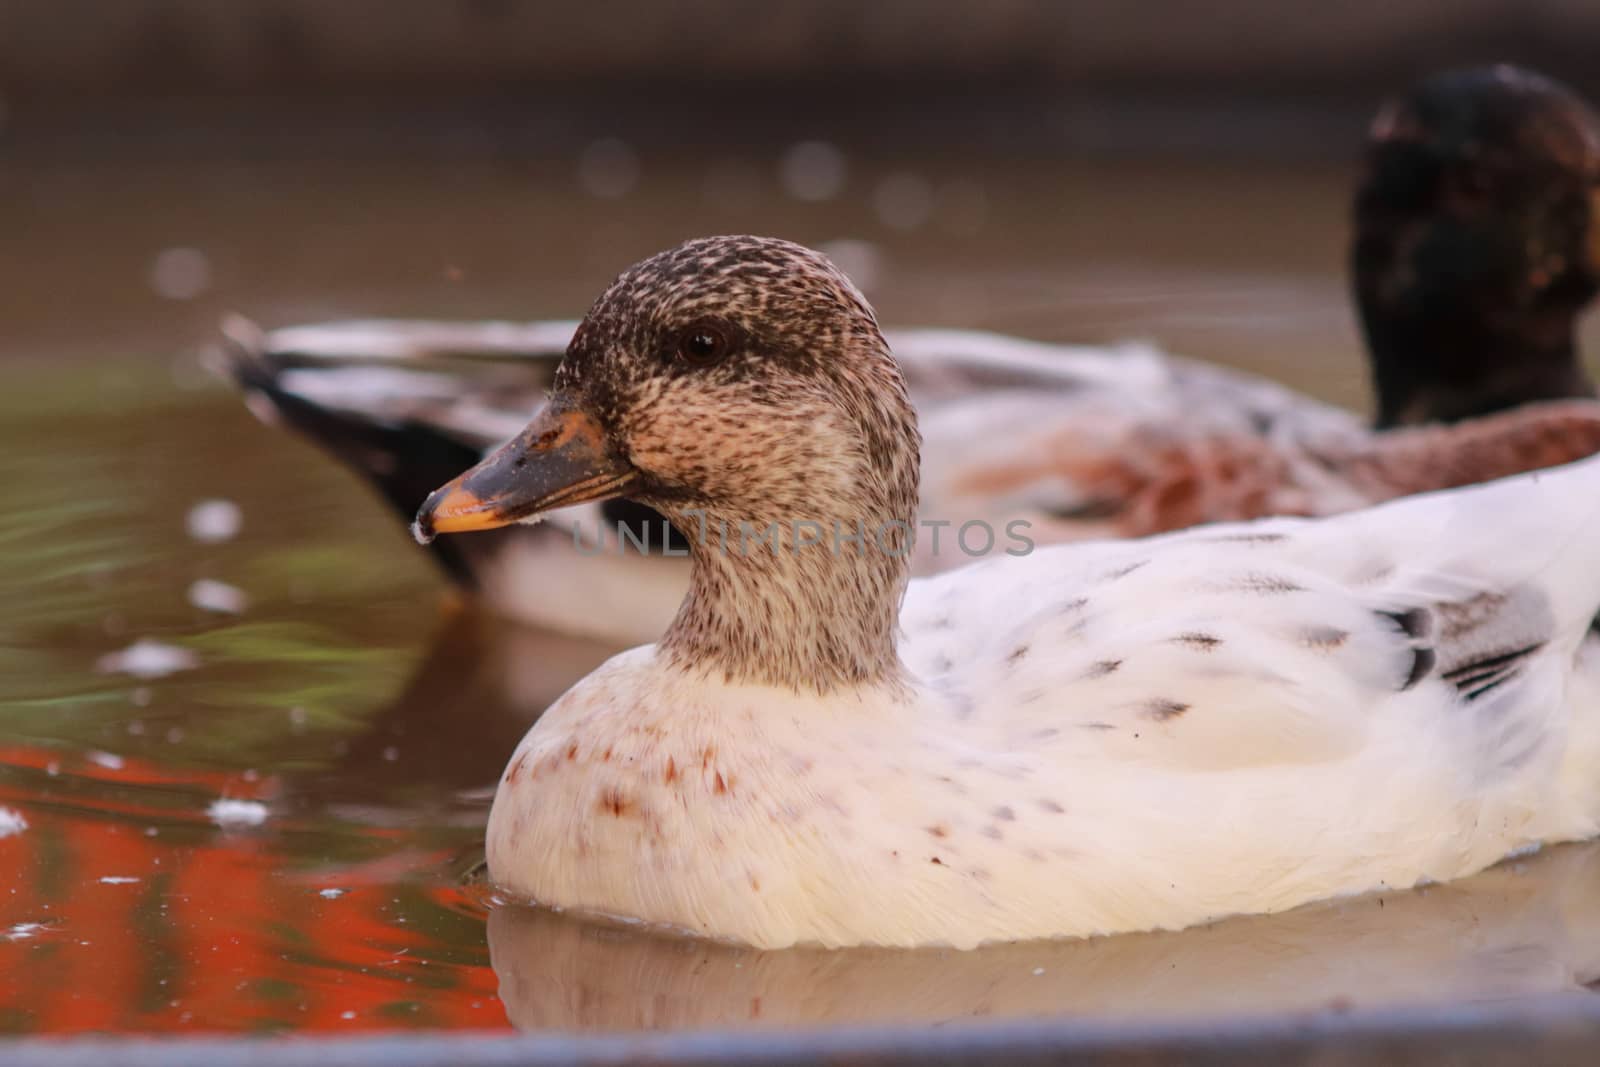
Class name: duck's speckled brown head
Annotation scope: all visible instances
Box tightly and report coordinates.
[554,236,916,516]
[417,236,921,692]
[1354,64,1600,429]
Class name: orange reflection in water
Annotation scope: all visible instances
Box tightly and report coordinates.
[0,743,508,1034]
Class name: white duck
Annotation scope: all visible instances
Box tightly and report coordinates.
[417,235,1600,950]
[230,66,1600,645]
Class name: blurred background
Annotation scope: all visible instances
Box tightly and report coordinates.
[5,0,1600,394]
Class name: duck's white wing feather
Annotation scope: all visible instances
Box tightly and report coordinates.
[905,456,1600,784]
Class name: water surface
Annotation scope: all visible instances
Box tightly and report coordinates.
[4,150,1599,1034]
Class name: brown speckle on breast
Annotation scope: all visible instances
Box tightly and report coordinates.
[1172,632,1222,650]
[1037,798,1065,814]
[1084,658,1122,679]
[598,787,635,817]
[927,823,950,839]
[1144,697,1191,720]
[663,755,678,783]
[991,805,1016,822]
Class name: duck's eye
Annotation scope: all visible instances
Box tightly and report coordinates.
[676,325,728,366]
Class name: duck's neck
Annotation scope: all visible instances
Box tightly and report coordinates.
[1364,309,1591,429]
[654,414,921,695]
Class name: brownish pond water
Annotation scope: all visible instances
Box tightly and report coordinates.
[4,148,1600,1034]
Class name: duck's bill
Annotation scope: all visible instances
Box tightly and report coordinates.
[412,405,638,544]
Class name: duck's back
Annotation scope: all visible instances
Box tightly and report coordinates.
[882,456,1600,943]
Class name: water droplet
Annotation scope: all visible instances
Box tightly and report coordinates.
[779,141,846,201]
[96,639,199,680]
[576,138,639,199]
[187,578,249,614]
[0,809,28,839]
[186,499,242,543]
[873,172,934,230]
[207,798,269,829]
[319,888,346,900]
[147,247,213,301]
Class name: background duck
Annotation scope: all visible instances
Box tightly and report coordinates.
[1355,65,1600,428]
[418,235,1600,949]
[226,65,1600,645]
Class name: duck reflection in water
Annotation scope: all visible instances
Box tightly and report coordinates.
[485,841,1600,1031]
